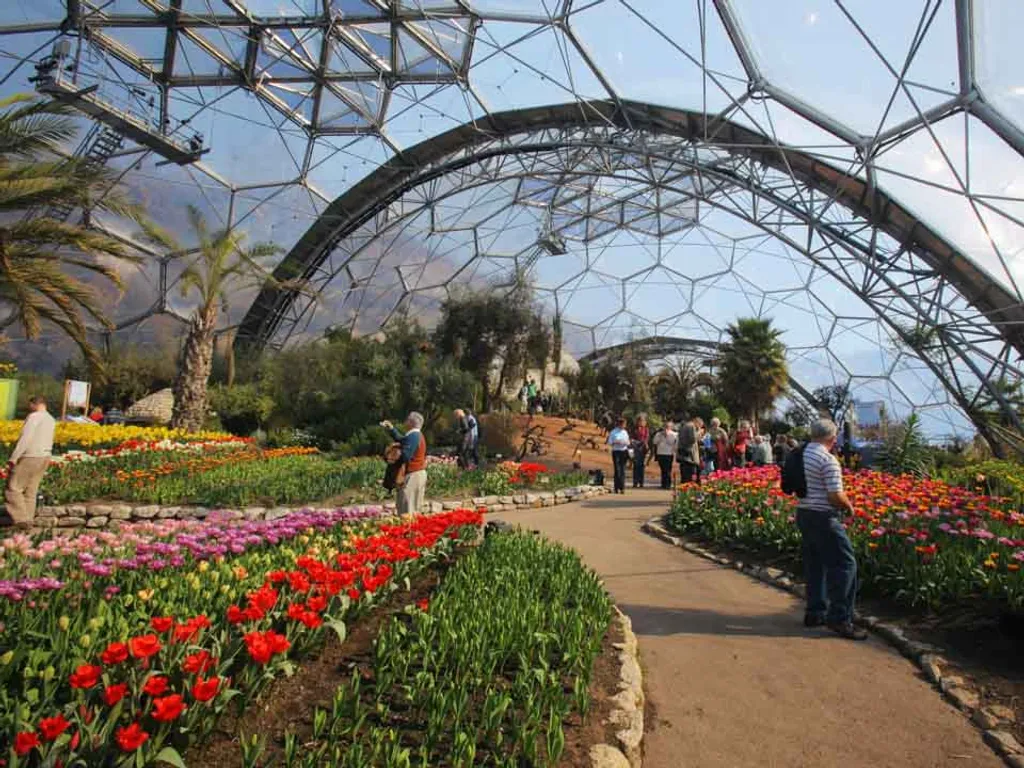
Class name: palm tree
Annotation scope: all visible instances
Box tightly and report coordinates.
[144,208,279,431]
[651,358,703,417]
[0,95,144,369]
[716,317,788,427]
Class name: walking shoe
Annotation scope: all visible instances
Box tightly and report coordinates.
[803,613,825,628]
[827,622,868,641]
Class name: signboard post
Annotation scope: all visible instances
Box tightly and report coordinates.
[62,379,91,420]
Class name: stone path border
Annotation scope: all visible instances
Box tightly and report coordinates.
[30,484,611,529]
[591,607,645,768]
[642,515,1024,768]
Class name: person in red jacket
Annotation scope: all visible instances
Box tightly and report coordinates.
[733,420,752,469]
[382,411,427,515]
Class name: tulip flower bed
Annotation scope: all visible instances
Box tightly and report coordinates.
[666,466,1024,613]
[0,422,239,460]
[1,508,482,766]
[35,449,589,508]
[211,530,613,768]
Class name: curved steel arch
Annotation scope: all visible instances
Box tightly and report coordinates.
[578,335,822,415]
[236,99,1024,447]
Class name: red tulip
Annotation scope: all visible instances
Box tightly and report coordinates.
[115,722,149,752]
[102,683,129,706]
[191,676,221,703]
[151,694,186,722]
[128,634,162,660]
[38,714,71,741]
[142,675,169,696]
[100,641,129,665]
[14,731,40,756]
[68,664,102,689]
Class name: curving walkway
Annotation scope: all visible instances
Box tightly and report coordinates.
[496,489,1002,768]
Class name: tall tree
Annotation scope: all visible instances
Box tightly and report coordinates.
[0,95,145,370]
[144,207,279,431]
[526,313,552,391]
[433,283,540,411]
[812,383,852,425]
[716,317,788,426]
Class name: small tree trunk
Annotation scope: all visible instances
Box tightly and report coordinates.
[225,330,236,388]
[480,372,491,413]
[172,306,217,432]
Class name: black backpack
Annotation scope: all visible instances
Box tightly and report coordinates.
[780,443,808,498]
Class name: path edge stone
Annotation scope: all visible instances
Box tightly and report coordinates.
[25,484,611,533]
[641,514,1022,768]
[594,606,645,768]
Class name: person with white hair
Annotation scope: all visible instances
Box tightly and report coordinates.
[453,408,479,469]
[381,411,428,515]
[796,418,866,641]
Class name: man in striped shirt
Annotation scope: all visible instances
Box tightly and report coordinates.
[797,419,867,640]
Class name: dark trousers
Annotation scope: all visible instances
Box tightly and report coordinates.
[611,450,629,493]
[459,440,479,469]
[680,461,701,485]
[656,454,673,489]
[632,445,647,487]
[796,509,858,624]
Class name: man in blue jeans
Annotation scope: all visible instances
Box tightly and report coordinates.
[797,419,867,641]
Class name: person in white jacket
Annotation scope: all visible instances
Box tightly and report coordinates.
[4,396,56,529]
[651,421,678,490]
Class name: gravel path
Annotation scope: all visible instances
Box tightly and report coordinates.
[496,488,1002,768]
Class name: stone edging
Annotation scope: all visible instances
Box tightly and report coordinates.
[642,515,1024,768]
[28,487,610,528]
[591,607,645,768]
[31,484,611,529]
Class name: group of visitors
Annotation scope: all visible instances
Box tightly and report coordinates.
[604,413,803,493]
[63,405,126,426]
[605,412,866,641]
[519,378,554,414]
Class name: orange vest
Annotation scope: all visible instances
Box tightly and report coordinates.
[407,433,427,473]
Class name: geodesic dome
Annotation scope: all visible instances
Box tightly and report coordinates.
[1,1,1023,443]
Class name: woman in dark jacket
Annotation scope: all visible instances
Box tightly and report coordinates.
[631,415,650,488]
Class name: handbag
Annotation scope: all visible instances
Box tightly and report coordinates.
[382,442,407,491]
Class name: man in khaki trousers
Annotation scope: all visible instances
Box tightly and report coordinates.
[3,396,56,529]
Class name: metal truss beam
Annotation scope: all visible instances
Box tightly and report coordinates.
[234,100,1024,447]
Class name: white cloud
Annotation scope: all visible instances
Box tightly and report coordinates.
[616,51,624,65]
[805,11,819,25]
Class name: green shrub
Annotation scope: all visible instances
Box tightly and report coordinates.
[330,425,392,458]
[479,411,518,458]
[209,384,275,436]
[877,413,932,477]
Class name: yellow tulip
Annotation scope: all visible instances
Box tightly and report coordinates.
[198,561,210,573]
[0,650,14,665]
[79,635,92,648]
[137,589,154,602]
[58,616,70,631]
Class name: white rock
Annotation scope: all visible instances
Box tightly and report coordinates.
[589,744,631,768]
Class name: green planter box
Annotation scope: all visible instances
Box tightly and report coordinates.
[0,379,19,420]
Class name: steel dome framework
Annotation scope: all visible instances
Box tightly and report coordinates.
[1,0,1022,444]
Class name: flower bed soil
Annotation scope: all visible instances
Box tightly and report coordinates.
[187,557,454,767]
[557,618,624,767]
[188,549,627,768]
